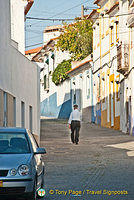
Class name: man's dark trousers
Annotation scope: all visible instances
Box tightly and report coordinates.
[71,120,81,144]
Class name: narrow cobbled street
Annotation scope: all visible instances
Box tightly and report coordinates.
[40,119,134,200]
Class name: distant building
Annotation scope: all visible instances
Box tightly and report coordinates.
[88,1,120,129]
[0,0,40,141]
[11,0,34,54]
[32,37,71,119]
[43,25,63,45]
[25,46,43,61]
[67,56,93,123]
[89,0,134,135]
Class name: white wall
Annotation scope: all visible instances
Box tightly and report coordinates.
[40,45,71,103]
[43,30,62,45]
[70,66,92,110]
[10,0,26,54]
[0,0,40,137]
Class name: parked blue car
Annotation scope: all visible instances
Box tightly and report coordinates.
[0,127,46,200]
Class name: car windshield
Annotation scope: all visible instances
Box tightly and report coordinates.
[0,132,31,154]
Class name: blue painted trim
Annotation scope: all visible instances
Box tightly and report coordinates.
[41,92,72,119]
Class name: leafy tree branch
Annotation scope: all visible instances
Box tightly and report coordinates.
[56,18,93,61]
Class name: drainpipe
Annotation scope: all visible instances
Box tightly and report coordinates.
[24,0,34,16]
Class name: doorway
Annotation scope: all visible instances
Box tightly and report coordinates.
[111,82,114,127]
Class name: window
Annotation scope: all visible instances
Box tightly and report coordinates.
[102,75,105,103]
[116,22,119,41]
[0,132,30,154]
[21,101,25,128]
[44,75,47,89]
[29,106,33,132]
[86,75,90,98]
[13,97,16,127]
[111,26,114,45]
[28,132,38,152]
[73,93,76,105]
[116,83,120,101]
[3,92,7,127]
[44,75,49,90]
[102,16,104,38]
[131,27,134,49]
[97,75,101,103]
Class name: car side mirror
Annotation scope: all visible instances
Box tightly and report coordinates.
[34,147,46,154]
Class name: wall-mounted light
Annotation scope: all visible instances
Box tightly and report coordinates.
[100,12,104,17]
[115,77,120,84]
[104,8,108,13]
[101,76,105,81]
[48,48,52,51]
[115,80,119,84]
[96,21,99,26]
[92,25,96,30]
[109,24,114,28]
[114,19,119,24]
[79,74,83,78]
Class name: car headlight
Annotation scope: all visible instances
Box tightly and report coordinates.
[18,165,29,176]
[10,168,17,176]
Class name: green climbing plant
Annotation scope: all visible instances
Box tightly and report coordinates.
[52,59,71,85]
[56,18,93,61]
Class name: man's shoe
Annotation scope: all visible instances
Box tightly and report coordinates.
[75,142,78,145]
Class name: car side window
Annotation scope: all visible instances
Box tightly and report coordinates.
[28,132,38,152]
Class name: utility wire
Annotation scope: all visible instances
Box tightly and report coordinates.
[32,8,97,14]
[25,24,134,42]
[43,0,90,19]
[26,17,74,21]
[26,28,134,49]
[90,11,134,19]
[26,11,134,21]
[27,0,92,26]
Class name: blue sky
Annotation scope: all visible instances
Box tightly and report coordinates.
[25,0,96,50]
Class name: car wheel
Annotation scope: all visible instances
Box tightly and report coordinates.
[41,166,45,188]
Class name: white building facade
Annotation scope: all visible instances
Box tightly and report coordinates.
[67,56,93,123]
[32,38,71,119]
[0,0,40,141]
[89,0,134,135]
[120,0,134,135]
[43,25,63,45]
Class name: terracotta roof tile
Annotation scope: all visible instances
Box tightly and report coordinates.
[87,9,97,19]
[94,0,102,5]
[67,60,92,74]
[106,2,119,14]
[25,0,34,16]
[25,46,43,55]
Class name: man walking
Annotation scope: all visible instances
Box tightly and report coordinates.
[68,104,81,145]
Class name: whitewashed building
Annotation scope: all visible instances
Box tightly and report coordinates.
[88,0,134,135]
[88,0,121,129]
[67,56,93,122]
[119,0,134,135]
[43,25,63,45]
[0,0,40,141]
[32,38,71,118]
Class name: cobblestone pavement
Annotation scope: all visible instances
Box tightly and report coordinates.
[40,120,134,200]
